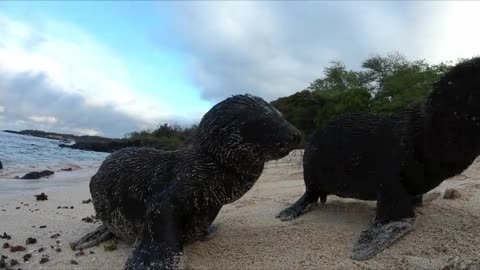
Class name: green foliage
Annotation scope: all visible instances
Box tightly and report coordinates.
[125,123,197,150]
[271,53,454,146]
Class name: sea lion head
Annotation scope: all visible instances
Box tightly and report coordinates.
[426,57,480,134]
[194,94,301,169]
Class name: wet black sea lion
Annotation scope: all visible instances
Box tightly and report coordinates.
[71,94,301,269]
[277,57,480,260]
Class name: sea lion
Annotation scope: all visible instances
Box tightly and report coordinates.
[277,57,480,260]
[71,94,301,270]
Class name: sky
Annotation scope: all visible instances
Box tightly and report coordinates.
[0,1,479,138]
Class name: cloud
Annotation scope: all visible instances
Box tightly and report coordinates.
[0,69,142,137]
[0,14,195,137]
[28,115,58,125]
[165,1,480,102]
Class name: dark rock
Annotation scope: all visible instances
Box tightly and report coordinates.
[55,248,61,253]
[22,254,31,262]
[20,170,54,180]
[2,243,10,249]
[39,255,49,264]
[59,168,73,172]
[34,193,48,201]
[9,259,18,266]
[39,225,46,229]
[0,161,3,170]
[37,247,45,253]
[9,245,26,252]
[0,233,11,240]
[81,216,95,223]
[50,234,60,239]
[81,199,92,204]
[25,238,36,245]
[70,260,78,265]
[0,257,5,268]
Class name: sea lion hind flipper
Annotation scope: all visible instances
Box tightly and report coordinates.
[70,224,114,250]
[124,239,184,270]
[351,217,415,261]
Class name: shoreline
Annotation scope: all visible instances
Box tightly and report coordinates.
[0,154,479,269]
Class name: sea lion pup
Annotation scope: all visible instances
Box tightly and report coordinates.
[277,57,480,260]
[71,94,301,270]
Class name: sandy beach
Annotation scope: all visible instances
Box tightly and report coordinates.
[1,152,480,270]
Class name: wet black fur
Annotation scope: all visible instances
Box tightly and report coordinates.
[278,57,480,244]
[75,94,301,270]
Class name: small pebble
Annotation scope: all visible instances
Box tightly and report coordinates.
[37,247,45,253]
[70,259,78,265]
[55,248,62,253]
[34,193,48,201]
[39,226,46,229]
[9,259,18,266]
[26,238,37,245]
[0,233,11,240]
[3,243,10,249]
[22,254,31,262]
[50,234,60,239]
[82,199,92,204]
[10,245,26,252]
[39,255,49,264]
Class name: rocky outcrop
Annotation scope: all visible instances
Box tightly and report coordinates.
[59,140,142,153]
[20,170,54,179]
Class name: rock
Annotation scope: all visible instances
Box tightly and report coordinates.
[2,243,10,249]
[34,193,48,201]
[70,260,78,265]
[22,254,31,262]
[0,257,5,268]
[0,233,11,240]
[39,255,49,264]
[82,199,92,204]
[20,170,54,180]
[0,161,3,170]
[59,168,73,172]
[9,245,26,252]
[25,238,37,245]
[444,188,461,199]
[9,259,18,266]
[50,234,60,239]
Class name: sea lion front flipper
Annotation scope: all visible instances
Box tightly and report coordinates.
[352,179,416,261]
[70,224,114,250]
[124,238,184,270]
[351,217,415,261]
[199,224,219,242]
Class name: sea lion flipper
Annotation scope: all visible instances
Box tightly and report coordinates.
[351,218,415,261]
[70,224,114,250]
[276,191,321,221]
[199,224,219,242]
[124,239,184,270]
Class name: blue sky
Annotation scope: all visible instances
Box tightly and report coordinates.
[1,1,480,137]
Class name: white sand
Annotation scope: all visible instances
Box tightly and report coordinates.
[1,152,480,270]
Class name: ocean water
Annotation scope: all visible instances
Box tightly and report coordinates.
[0,131,108,179]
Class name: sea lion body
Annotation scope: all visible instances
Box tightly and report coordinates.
[72,94,301,270]
[277,57,480,260]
